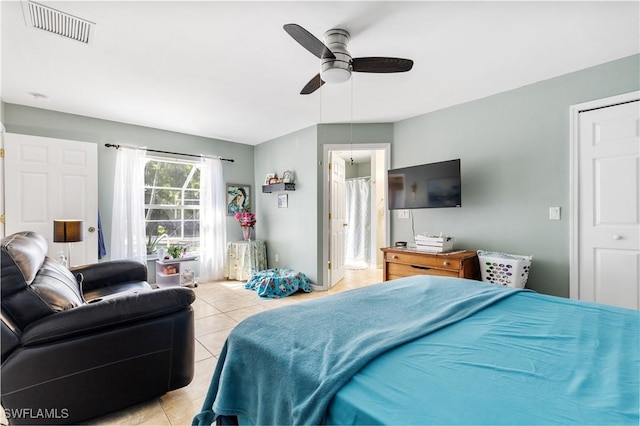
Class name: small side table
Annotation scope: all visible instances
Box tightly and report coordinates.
[224,240,267,281]
[155,257,198,288]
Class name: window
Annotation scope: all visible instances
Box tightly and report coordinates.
[144,157,200,255]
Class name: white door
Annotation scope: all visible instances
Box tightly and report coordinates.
[577,100,640,309]
[329,152,346,287]
[4,133,98,266]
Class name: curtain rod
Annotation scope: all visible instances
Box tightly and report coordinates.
[104,143,234,163]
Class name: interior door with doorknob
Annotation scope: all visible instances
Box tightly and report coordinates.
[4,133,98,266]
[329,152,346,287]
[577,99,639,309]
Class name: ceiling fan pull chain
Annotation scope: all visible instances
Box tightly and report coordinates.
[350,77,354,166]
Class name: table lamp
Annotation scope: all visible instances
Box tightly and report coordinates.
[53,219,84,267]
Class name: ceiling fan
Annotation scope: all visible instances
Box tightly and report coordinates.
[283,23,414,95]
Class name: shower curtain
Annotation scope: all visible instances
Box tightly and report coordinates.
[345,178,371,269]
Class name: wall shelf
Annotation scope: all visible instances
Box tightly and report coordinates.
[262,183,295,193]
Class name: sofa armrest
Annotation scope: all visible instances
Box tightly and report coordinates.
[20,287,195,346]
[71,260,148,292]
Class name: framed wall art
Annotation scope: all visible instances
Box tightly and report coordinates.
[277,193,288,208]
[226,183,251,215]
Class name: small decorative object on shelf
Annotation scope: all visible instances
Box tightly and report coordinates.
[161,264,178,275]
[264,173,276,184]
[235,211,256,241]
[282,170,294,183]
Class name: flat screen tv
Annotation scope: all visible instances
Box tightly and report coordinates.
[388,159,461,210]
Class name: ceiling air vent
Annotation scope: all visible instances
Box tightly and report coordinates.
[21,0,95,44]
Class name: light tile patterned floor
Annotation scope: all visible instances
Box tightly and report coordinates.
[86,268,383,425]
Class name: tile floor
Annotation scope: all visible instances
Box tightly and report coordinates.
[85,267,383,425]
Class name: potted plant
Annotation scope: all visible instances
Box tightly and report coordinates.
[146,226,168,255]
[168,245,185,259]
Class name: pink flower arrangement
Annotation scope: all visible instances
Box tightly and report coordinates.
[234,211,256,229]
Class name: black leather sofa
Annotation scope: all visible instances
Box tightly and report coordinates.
[1,231,196,425]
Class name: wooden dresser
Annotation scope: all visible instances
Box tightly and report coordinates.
[381,247,480,281]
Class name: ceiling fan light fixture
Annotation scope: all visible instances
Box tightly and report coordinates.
[321,67,351,84]
[284,24,414,94]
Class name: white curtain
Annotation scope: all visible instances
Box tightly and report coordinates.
[345,178,371,269]
[111,148,147,264]
[199,157,227,282]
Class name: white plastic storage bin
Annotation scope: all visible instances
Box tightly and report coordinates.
[477,250,532,288]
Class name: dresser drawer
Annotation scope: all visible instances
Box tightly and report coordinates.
[385,251,460,271]
[387,263,459,278]
[381,248,480,282]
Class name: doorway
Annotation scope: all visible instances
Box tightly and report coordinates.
[321,143,390,290]
[4,133,99,265]
[569,91,640,309]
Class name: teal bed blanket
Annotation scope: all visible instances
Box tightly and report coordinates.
[326,291,640,425]
[193,275,524,426]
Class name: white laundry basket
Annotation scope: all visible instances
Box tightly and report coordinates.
[477,251,532,288]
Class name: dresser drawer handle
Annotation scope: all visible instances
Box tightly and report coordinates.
[392,255,398,259]
[443,261,450,266]
[411,265,431,270]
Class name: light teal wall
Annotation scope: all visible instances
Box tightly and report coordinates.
[254,125,318,280]
[345,162,371,179]
[254,122,392,284]
[2,103,255,265]
[393,54,640,297]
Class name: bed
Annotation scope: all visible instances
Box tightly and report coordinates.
[193,275,639,425]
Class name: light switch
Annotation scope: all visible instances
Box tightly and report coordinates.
[398,210,410,219]
[549,207,561,220]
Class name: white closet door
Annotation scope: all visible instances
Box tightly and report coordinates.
[578,100,640,309]
[4,133,98,266]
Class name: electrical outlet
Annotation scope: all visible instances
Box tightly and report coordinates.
[549,207,561,220]
[398,210,410,219]
[275,254,279,262]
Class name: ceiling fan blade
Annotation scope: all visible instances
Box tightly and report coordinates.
[284,23,336,60]
[352,57,414,73]
[300,74,325,95]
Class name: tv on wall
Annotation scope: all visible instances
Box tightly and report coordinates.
[388,159,461,210]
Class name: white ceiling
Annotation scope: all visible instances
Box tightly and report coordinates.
[1,1,638,145]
